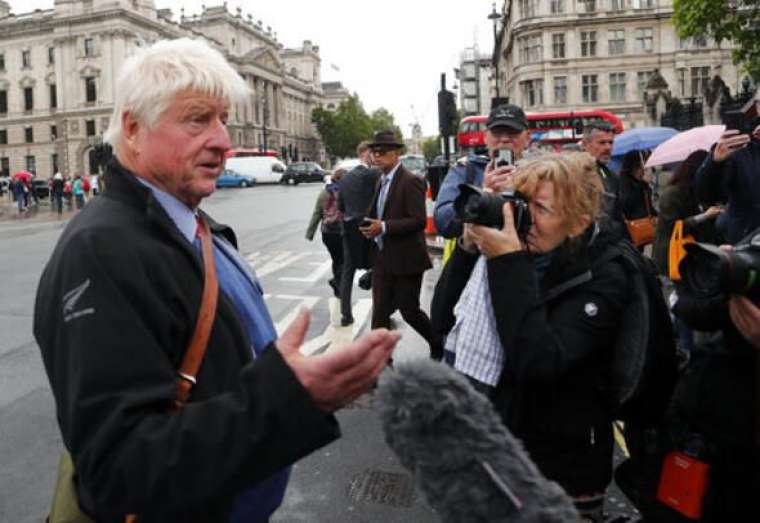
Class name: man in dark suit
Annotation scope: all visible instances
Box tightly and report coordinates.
[361,130,443,360]
[337,141,379,326]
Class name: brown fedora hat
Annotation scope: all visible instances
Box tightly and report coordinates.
[368,130,404,149]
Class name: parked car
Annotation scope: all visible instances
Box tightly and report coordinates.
[333,158,362,172]
[281,162,328,185]
[224,156,286,184]
[215,170,257,188]
[32,178,50,199]
[400,154,426,178]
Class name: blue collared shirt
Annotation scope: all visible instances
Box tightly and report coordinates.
[136,177,277,355]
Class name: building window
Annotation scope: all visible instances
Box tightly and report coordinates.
[86,119,96,136]
[609,72,627,102]
[610,0,624,11]
[85,77,97,103]
[0,90,6,114]
[84,38,95,57]
[550,0,565,13]
[691,66,710,96]
[635,28,654,53]
[638,70,654,98]
[693,35,708,48]
[554,76,568,104]
[52,153,59,175]
[50,84,57,109]
[580,31,597,57]
[608,29,625,55]
[21,50,31,68]
[1,157,9,177]
[521,79,544,107]
[25,155,36,174]
[48,47,55,65]
[0,54,5,71]
[51,125,57,141]
[24,87,34,111]
[518,0,538,18]
[580,0,596,13]
[677,68,686,96]
[519,34,543,64]
[25,127,34,143]
[582,74,599,103]
[552,34,566,59]
[633,0,654,8]
[0,129,6,144]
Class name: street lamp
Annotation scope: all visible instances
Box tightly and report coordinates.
[488,2,501,99]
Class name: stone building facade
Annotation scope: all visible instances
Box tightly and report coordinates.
[0,0,325,179]
[321,81,351,111]
[493,0,742,128]
[456,47,492,117]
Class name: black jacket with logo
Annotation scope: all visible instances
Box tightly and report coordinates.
[34,160,339,522]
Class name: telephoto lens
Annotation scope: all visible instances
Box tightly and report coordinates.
[680,230,760,303]
[453,184,532,238]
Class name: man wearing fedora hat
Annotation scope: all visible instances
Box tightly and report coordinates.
[433,103,531,238]
[360,130,443,360]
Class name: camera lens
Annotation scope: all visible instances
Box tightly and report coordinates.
[681,247,727,297]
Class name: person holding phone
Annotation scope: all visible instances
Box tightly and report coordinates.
[433,104,531,238]
[695,99,760,244]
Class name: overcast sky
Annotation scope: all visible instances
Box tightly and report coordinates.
[6,0,498,137]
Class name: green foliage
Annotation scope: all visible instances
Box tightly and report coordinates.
[311,95,402,159]
[673,0,760,81]
[422,136,441,163]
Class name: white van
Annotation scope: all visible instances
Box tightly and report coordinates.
[224,156,286,184]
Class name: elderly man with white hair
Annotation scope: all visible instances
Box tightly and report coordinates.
[34,38,398,523]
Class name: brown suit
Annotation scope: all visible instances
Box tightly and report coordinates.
[368,165,440,358]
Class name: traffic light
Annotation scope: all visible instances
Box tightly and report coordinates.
[438,89,457,137]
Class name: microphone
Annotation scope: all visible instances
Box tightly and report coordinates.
[376,360,579,523]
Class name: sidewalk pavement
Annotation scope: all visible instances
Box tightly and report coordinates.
[0,196,76,225]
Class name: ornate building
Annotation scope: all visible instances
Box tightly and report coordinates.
[0,0,325,178]
[493,0,742,128]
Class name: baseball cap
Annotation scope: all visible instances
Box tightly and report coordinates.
[486,104,528,131]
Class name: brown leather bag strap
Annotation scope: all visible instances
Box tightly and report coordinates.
[174,215,219,407]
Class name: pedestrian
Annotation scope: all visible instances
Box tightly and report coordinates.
[360,130,443,360]
[12,177,26,214]
[337,141,379,326]
[306,168,345,298]
[63,176,72,208]
[581,122,629,241]
[432,153,629,521]
[619,150,656,222]
[34,37,398,523]
[51,172,64,215]
[695,115,760,244]
[434,103,531,239]
[72,174,85,209]
[90,172,100,196]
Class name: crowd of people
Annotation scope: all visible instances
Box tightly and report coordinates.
[5,171,101,216]
[32,36,760,523]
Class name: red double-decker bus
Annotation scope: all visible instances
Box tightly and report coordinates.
[225,148,279,159]
[458,110,624,152]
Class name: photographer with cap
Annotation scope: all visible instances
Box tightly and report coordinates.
[433,103,531,239]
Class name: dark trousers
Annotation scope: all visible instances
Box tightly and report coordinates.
[371,271,441,357]
[321,232,343,291]
[53,193,63,214]
[340,220,369,319]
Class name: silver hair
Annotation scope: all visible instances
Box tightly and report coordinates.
[104,38,250,149]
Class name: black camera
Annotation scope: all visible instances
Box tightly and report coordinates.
[453,183,531,237]
[680,229,760,304]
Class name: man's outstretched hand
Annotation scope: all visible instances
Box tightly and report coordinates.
[277,308,400,412]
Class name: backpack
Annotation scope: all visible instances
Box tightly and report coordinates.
[320,189,342,234]
[593,240,678,426]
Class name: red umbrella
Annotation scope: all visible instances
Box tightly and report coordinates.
[13,170,32,183]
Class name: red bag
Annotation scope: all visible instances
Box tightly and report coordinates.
[656,451,710,520]
[82,177,91,192]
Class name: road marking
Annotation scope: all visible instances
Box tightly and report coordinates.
[270,294,321,335]
[280,260,332,283]
[300,298,373,356]
[254,251,312,278]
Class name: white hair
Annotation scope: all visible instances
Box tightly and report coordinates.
[104,38,250,149]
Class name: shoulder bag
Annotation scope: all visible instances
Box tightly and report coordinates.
[625,188,657,247]
[667,219,694,281]
[48,216,219,523]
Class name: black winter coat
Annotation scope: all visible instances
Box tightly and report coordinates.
[431,228,628,496]
[34,160,339,523]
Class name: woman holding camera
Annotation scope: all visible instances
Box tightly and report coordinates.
[432,153,628,522]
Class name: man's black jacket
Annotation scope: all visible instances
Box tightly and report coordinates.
[34,160,339,522]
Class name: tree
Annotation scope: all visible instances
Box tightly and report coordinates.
[673,0,760,81]
[369,108,403,140]
[311,94,373,159]
[422,136,441,163]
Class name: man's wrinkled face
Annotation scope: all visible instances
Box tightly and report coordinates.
[371,148,401,173]
[127,90,230,208]
[485,127,531,159]
[583,130,615,164]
